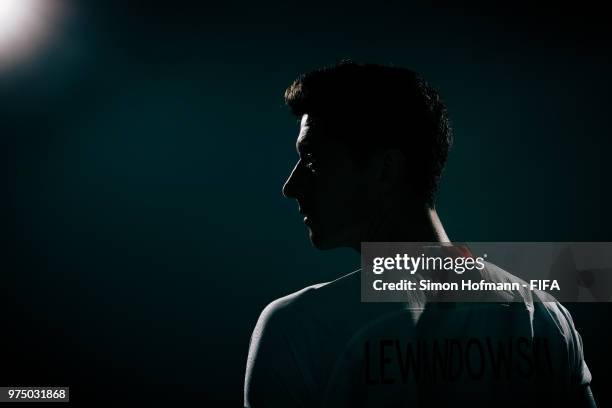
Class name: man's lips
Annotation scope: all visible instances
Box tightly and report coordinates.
[298,206,313,225]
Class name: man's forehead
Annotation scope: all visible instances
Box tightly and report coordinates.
[296,114,320,150]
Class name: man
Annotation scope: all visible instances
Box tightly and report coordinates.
[244,62,596,407]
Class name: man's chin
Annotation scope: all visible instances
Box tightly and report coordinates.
[308,229,342,250]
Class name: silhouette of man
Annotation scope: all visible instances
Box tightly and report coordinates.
[244,61,596,407]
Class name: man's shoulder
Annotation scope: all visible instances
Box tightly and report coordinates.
[479,261,555,304]
[257,270,360,328]
[482,262,580,337]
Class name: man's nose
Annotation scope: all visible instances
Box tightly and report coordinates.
[282,163,302,199]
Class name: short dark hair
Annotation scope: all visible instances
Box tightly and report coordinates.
[284,60,453,208]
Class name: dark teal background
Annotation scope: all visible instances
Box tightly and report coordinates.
[2,1,611,405]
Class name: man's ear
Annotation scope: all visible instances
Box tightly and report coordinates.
[363,148,406,193]
[371,148,406,191]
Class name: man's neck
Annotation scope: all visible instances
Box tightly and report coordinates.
[351,204,450,252]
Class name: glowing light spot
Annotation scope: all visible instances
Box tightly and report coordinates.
[0,0,62,71]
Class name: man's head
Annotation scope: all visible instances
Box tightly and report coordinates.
[282,61,452,250]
